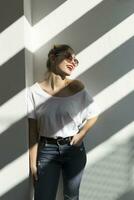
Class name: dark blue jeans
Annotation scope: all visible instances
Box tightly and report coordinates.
[34,138,87,200]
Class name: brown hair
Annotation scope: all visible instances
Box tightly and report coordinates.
[46,44,75,72]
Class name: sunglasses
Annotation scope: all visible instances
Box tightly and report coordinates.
[55,52,79,66]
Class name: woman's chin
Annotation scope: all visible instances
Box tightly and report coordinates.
[66,68,74,75]
[62,70,72,76]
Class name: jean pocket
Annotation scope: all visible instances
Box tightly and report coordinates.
[73,141,86,152]
[72,141,83,147]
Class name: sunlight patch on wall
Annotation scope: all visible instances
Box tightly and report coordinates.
[71,14,134,79]
[0,89,27,134]
[27,0,103,52]
[0,152,29,196]
[0,16,24,66]
[80,122,134,200]
[86,121,134,167]
[95,69,134,113]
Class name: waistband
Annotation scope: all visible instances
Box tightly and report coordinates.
[40,136,73,145]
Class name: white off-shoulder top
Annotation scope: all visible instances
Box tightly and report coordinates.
[27,82,100,138]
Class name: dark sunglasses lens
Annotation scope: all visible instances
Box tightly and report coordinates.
[74,59,79,65]
[66,54,79,65]
[56,52,79,65]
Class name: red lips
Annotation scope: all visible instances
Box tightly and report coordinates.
[66,65,74,70]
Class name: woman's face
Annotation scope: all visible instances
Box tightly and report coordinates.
[57,54,79,76]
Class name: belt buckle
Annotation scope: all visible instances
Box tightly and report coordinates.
[56,137,64,145]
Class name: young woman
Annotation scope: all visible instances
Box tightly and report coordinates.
[27,44,100,200]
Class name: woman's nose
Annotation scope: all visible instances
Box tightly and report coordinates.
[70,59,76,67]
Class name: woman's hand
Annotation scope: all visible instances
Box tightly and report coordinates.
[30,165,38,183]
[70,117,99,146]
[70,132,84,146]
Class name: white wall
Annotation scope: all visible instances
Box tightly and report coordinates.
[0,0,30,199]
[1,1,134,200]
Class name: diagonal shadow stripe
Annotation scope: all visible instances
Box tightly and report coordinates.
[0,0,23,33]
[0,16,25,66]
[32,0,134,52]
[116,189,134,200]
[31,0,67,26]
[83,90,134,150]
[80,137,133,200]
[78,36,134,96]
[1,178,30,200]
[0,50,25,105]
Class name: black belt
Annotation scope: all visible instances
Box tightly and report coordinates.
[40,136,73,145]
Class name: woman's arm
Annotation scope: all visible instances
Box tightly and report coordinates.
[69,79,100,145]
[70,116,99,145]
[28,118,39,181]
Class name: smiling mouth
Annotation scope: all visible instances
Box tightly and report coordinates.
[66,65,74,71]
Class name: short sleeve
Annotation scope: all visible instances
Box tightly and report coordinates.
[79,89,100,128]
[26,87,36,119]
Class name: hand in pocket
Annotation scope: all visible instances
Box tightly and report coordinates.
[70,133,84,146]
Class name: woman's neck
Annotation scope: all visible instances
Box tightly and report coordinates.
[44,71,68,91]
